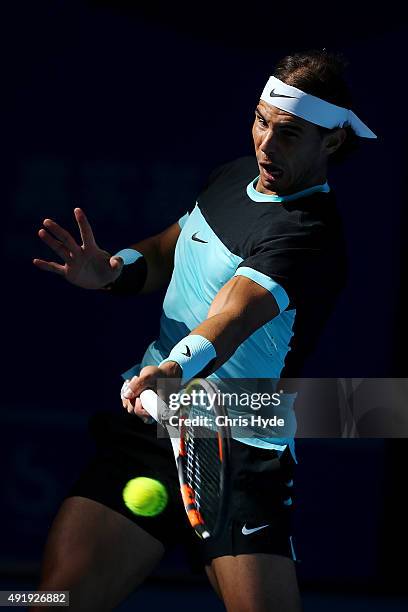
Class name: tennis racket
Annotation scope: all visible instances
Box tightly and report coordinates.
[140,378,231,540]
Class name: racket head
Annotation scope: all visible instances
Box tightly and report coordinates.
[175,378,231,539]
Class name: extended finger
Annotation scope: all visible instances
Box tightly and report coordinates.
[38,228,73,262]
[43,219,80,254]
[74,208,96,247]
[32,259,66,275]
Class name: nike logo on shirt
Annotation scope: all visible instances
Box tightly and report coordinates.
[191,232,208,243]
[241,523,270,535]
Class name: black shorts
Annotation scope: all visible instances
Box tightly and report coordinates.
[68,411,298,566]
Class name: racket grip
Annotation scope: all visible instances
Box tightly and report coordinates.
[140,389,167,422]
[140,389,180,459]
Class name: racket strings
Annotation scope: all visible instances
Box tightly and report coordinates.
[177,379,230,538]
[185,445,220,506]
[183,424,223,531]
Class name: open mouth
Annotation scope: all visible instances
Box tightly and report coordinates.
[259,164,283,181]
[260,164,284,181]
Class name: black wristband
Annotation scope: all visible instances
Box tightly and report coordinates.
[103,256,148,296]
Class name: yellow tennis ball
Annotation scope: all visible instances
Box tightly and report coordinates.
[122,477,168,516]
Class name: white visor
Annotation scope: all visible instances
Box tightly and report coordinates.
[260,76,376,139]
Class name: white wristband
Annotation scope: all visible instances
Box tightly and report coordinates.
[159,334,217,384]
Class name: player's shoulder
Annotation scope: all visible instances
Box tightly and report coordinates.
[290,190,346,258]
[297,190,343,233]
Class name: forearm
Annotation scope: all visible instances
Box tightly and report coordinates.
[188,311,246,373]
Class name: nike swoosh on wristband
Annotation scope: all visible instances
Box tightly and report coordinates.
[241,523,270,536]
[269,88,297,99]
[181,345,191,357]
[191,232,208,243]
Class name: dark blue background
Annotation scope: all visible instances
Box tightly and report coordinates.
[2,0,407,596]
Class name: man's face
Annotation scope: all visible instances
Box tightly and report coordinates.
[252,101,331,196]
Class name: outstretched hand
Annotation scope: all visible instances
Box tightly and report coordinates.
[33,208,124,289]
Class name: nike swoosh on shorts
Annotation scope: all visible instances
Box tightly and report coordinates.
[241,523,270,536]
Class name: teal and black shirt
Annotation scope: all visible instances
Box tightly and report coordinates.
[123,156,347,458]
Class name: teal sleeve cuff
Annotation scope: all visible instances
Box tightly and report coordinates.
[233,266,290,312]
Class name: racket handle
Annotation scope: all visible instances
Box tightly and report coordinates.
[140,389,180,458]
[140,388,167,422]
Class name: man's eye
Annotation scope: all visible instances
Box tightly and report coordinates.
[256,115,268,125]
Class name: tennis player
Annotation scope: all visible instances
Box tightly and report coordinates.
[32,50,376,611]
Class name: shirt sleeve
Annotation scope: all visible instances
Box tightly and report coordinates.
[234,264,291,312]
[234,215,340,313]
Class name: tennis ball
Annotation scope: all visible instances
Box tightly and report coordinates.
[122,477,168,517]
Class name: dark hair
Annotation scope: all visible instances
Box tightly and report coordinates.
[273,49,359,164]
